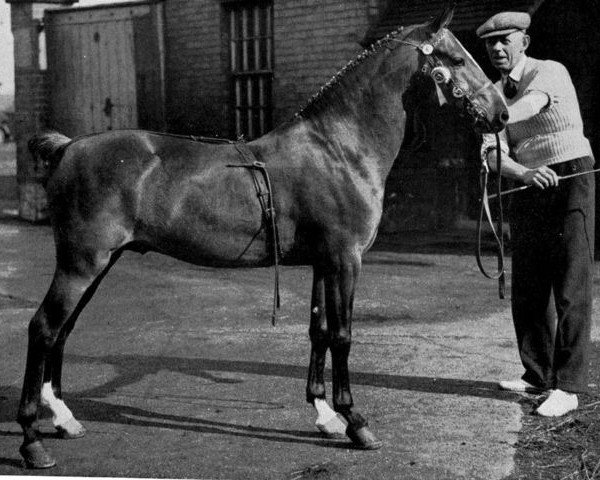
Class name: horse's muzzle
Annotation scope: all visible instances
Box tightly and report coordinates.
[472,108,508,134]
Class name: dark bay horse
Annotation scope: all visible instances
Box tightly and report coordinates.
[18,7,507,468]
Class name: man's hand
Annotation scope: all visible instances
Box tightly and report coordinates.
[520,166,559,189]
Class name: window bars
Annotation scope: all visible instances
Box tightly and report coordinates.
[229,3,274,139]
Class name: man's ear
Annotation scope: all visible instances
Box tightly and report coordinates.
[522,34,530,51]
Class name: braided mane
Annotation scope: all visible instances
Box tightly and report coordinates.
[295,24,423,118]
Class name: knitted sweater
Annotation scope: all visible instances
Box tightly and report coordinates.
[483,57,592,168]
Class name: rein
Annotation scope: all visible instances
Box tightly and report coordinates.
[476,134,505,299]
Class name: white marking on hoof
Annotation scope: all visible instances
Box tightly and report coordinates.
[313,399,347,436]
[55,417,86,439]
[40,382,74,427]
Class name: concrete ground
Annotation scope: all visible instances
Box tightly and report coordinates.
[0,176,599,478]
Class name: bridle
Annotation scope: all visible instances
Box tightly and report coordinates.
[394,28,507,298]
[392,28,494,129]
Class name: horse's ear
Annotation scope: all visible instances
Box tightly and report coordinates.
[430,4,455,31]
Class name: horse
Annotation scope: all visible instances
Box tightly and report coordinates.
[17,6,507,468]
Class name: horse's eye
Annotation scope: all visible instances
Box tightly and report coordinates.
[452,57,465,67]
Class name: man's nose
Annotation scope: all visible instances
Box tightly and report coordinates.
[486,40,502,51]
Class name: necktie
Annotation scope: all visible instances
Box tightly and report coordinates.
[504,76,518,99]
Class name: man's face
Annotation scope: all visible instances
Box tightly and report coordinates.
[484,31,529,73]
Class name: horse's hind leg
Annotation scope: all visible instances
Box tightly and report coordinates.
[325,252,382,449]
[17,248,118,468]
[306,266,347,437]
[42,250,123,440]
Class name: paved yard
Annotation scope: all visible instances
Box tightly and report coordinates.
[0,211,598,479]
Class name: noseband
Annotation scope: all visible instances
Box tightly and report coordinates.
[393,29,491,126]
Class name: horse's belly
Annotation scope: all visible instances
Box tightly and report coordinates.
[132,168,282,266]
[134,196,277,267]
[143,227,272,267]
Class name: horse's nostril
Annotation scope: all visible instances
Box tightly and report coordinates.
[500,110,509,123]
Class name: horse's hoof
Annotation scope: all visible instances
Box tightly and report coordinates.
[56,417,86,439]
[346,425,383,450]
[20,440,57,469]
[316,413,348,438]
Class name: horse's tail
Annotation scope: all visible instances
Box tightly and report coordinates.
[28,131,72,175]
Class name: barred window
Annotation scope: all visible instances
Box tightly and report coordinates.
[228,2,273,139]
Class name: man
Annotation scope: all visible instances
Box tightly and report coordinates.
[477,12,595,416]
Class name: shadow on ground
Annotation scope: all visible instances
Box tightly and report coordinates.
[0,352,518,457]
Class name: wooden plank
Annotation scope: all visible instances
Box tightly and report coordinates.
[126,19,138,127]
[88,21,102,132]
[45,4,151,27]
[121,19,137,128]
[107,20,120,129]
[72,24,85,134]
[80,22,94,133]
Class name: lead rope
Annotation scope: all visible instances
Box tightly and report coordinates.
[476,133,506,299]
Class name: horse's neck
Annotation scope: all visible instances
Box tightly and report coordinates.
[306,51,417,180]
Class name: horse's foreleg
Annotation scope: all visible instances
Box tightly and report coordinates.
[306,267,347,436]
[325,255,382,450]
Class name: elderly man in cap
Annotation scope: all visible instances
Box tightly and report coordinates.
[478,12,595,416]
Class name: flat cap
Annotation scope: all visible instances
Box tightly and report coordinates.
[476,11,531,39]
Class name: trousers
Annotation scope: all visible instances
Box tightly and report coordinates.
[508,156,595,393]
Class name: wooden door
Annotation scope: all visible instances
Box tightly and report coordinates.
[45,3,164,137]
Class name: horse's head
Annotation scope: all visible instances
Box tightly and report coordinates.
[402,7,508,133]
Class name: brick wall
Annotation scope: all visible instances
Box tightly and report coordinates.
[163,0,230,136]
[162,0,372,136]
[11,3,51,221]
[272,0,370,124]
[13,70,48,182]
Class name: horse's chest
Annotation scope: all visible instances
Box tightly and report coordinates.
[326,173,384,238]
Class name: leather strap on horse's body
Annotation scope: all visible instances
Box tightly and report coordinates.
[227,143,282,325]
[476,133,506,299]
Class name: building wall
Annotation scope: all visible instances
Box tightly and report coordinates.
[527,0,600,157]
[162,0,229,136]
[162,0,373,136]
[272,0,372,124]
[11,3,51,221]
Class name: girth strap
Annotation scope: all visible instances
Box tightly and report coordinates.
[228,143,282,325]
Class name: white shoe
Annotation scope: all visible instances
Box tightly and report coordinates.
[499,379,544,393]
[536,389,578,417]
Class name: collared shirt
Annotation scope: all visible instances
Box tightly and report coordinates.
[503,54,527,87]
[503,55,546,116]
